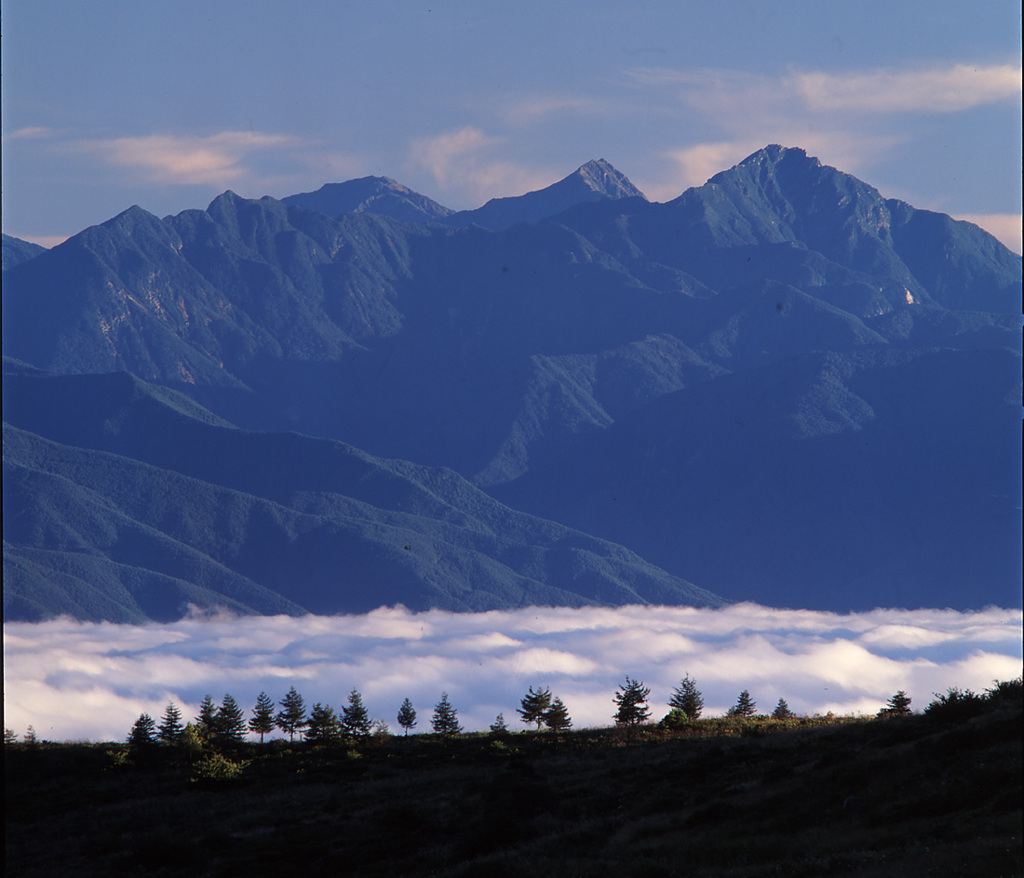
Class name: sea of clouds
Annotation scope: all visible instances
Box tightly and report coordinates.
[4,603,1021,742]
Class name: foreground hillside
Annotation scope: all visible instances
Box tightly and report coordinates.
[3,145,1021,614]
[6,702,1021,877]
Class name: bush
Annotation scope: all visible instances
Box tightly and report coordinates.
[984,677,1023,710]
[659,709,691,731]
[924,687,986,723]
[191,752,248,783]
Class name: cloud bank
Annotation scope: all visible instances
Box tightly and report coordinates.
[5,604,1020,742]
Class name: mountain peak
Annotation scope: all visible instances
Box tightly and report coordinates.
[283,177,454,224]
[571,159,647,200]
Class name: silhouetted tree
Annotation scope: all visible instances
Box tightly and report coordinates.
[772,698,794,720]
[216,694,247,744]
[397,698,418,735]
[727,690,757,718]
[878,690,912,718]
[543,696,572,733]
[431,692,462,737]
[249,691,276,743]
[669,674,704,720]
[24,726,38,745]
[4,728,17,746]
[489,713,509,735]
[518,685,552,730]
[305,702,341,745]
[276,686,307,742]
[613,677,651,727]
[341,688,372,737]
[128,713,157,755]
[195,694,218,744]
[157,702,184,744]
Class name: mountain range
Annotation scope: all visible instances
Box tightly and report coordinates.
[3,145,1021,620]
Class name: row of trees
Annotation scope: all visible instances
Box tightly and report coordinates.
[125,675,918,749]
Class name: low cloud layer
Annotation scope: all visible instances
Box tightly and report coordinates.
[5,604,1020,742]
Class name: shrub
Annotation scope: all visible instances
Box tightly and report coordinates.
[659,708,691,731]
[925,687,986,723]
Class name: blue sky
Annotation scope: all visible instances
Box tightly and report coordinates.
[2,0,1021,250]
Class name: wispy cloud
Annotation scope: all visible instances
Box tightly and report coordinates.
[792,64,1022,114]
[65,131,303,186]
[2,126,58,141]
[5,604,1020,742]
[409,126,557,207]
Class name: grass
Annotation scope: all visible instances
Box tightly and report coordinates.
[5,705,1021,877]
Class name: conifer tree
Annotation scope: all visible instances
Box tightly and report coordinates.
[543,696,572,733]
[195,694,218,744]
[216,694,247,744]
[157,702,184,744]
[489,713,509,735]
[517,685,552,730]
[276,686,307,742]
[341,688,372,738]
[878,690,913,717]
[397,697,418,735]
[772,698,794,720]
[24,725,38,745]
[431,692,462,737]
[4,728,17,746]
[128,713,157,752]
[727,690,757,718]
[613,677,652,727]
[305,702,341,745]
[669,674,705,720]
[249,691,276,743]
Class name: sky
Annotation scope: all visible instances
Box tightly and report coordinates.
[5,603,1021,742]
[2,0,1021,252]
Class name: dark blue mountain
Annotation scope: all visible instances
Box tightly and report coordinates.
[2,233,47,271]
[282,176,455,224]
[2,145,1020,615]
[3,361,723,621]
[441,158,647,231]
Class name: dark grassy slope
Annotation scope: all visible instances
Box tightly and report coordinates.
[2,146,1020,613]
[3,365,724,621]
[5,707,1021,877]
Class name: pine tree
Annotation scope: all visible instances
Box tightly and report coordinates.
[878,690,913,717]
[431,692,462,737]
[195,694,218,744]
[24,725,38,745]
[517,685,552,730]
[249,691,276,743]
[397,697,418,735]
[341,688,372,738]
[216,694,247,744]
[669,674,704,720]
[772,698,794,720]
[157,702,184,744]
[489,713,509,735]
[613,677,652,727]
[305,702,341,745]
[727,690,757,718]
[128,713,157,751]
[543,696,572,733]
[276,686,307,742]
[4,728,17,746]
